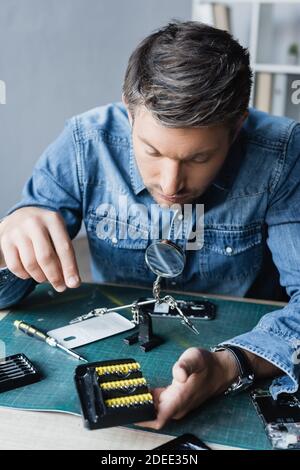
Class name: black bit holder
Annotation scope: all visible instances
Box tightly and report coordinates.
[74,358,156,429]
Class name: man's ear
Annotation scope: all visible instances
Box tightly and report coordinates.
[122,93,133,127]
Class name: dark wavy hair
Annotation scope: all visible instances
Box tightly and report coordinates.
[123,20,253,129]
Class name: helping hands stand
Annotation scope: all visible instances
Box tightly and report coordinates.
[70,241,200,351]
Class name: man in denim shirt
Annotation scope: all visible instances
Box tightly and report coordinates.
[0,22,299,429]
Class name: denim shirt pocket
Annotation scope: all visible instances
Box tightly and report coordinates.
[86,211,151,282]
[199,223,263,281]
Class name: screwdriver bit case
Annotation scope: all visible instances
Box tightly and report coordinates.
[74,358,156,429]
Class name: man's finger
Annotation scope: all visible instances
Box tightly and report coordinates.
[48,218,81,288]
[135,387,165,428]
[31,226,67,291]
[173,347,205,383]
[17,237,48,284]
[135,387,167,429]
[136,386,181,430]
[2,240,31,280]
[151,387,165,404]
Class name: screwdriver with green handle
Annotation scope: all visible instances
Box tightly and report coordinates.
[14,320,87,362]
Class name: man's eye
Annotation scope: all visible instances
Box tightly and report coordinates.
[193,155,210,163]
[147,151,160,157]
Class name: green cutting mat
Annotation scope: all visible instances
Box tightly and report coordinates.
[0,283,276,449]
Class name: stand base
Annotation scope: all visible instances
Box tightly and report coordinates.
[124,332,164,352]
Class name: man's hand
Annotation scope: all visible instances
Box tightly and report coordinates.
[138,346,281,430]
[137,347,239,430]
[0,207,81,292]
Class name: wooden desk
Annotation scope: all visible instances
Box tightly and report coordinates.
[0,292,285,450]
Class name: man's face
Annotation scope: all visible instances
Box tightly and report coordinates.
[127,104,234,206]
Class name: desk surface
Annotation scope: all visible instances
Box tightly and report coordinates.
[0,285,285,450]
[0,408,239,450]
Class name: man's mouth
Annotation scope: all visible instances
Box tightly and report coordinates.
[156,191,192,204]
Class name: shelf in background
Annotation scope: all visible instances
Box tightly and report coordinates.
[253,64,300,74]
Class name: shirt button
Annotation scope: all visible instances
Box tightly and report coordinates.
[177,214,183,221]
[225,246,233,254]
[111,237,118,244]
[171,281,177,286]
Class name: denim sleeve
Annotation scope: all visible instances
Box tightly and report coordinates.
[220,124,300,398]
[0,119,82,310]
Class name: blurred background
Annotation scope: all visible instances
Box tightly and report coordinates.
[1,0,300,279]
[0,0,193,220]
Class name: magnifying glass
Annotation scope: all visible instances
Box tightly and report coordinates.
[145,240,199,334]
[145,239,185,301]
[145,240,185,278]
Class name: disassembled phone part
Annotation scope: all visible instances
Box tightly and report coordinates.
[145,297,216,320]
[153,433,211,451]
[251,388,300,449]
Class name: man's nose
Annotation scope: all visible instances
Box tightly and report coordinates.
[160,159,184,196]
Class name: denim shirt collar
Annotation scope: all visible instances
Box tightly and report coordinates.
[129,132,146,195]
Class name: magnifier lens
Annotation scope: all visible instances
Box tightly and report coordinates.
[145,240,185,278]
